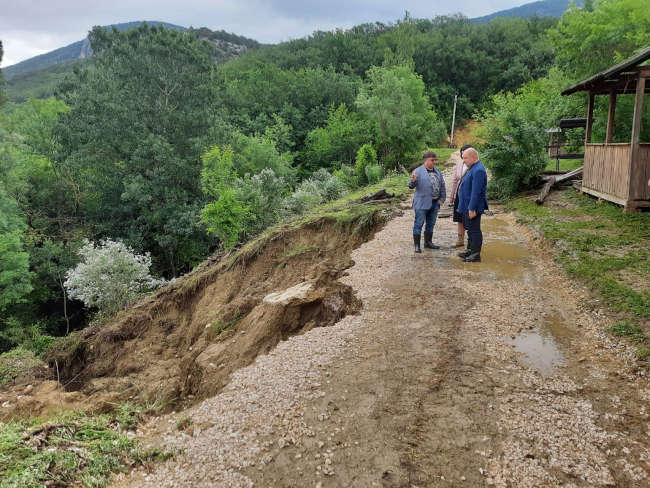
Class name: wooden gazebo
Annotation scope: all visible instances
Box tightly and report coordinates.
[562,46,650,211]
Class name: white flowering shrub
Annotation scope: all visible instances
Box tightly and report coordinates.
[282,169,347,216]
[64,239,168,315]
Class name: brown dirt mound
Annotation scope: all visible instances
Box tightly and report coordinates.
[5,211,397,419]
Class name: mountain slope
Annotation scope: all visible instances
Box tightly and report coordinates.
[473,0,584,23]
[2,21,185,81]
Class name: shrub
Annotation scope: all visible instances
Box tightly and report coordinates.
[365,164,384,184]
[64,239,168,315]
[355,143,377,185]
[283,169,347,216]
[333,165,359,189]
[0,347,44,386]
[283,189,322,216]
[309,168,347,202]
[480,110,547,200]
[235,168,289,237]
[0,318,56,355]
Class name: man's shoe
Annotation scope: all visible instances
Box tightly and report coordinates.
[423,232,440,249]
[413,234,422,253]
[457,250,469,258]
[462,252,481,262]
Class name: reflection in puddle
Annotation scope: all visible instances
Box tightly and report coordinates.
[440,216,539,282]
[505,314,567,376]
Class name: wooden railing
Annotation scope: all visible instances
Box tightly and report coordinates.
[583,144,631,203]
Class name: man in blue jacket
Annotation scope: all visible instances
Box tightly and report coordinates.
[457,147,488,262]
[408,151,446,253]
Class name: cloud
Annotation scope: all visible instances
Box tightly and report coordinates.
[0,0,520,67]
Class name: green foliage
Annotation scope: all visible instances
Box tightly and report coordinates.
[218,61,360,152]
[0,347,44,386]
[0,319,56,355]
[356,65,440,167]
[283,169,347,216]
[55,25,219,276]
[510,191,650,351]
[200,189,246,250]
[235,169,289,238]
[480,110,547,199]
[0,407,167,488]
[355,144,378,185]
[0,188,32,311]
[333,165,359,189]
[610,322,647,344]
[302,103,372,173]
[365,164,384,184]
[549,0,650,79]
[200,146,237,199]
[229,132,294,178]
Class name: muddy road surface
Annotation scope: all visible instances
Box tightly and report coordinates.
[112,170,649,487]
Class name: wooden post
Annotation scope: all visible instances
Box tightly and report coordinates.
[627,74,646,205]
[630,76,645,145]
[606,90,617,143]
[585,92,594,144]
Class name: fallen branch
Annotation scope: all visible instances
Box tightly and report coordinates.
[359,189,394,203]
[536,167,583,205]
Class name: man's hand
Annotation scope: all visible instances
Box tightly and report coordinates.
[437,199,443,205]
[411,172,418,182]
[469,210,477,219]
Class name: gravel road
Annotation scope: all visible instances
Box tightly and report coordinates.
[112,164,649,487]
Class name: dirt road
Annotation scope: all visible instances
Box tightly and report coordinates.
[113,168,649,487]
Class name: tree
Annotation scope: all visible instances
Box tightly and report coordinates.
[302,103,373,174]
[55,25,220,276]
[355,144,378,185]
[0,188,32,311]
[64,239,167,316]
[356,65,440,167]
[549,0,650,79]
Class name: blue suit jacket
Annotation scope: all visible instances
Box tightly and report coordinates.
[457,161,488,214]
[408,164,446,210]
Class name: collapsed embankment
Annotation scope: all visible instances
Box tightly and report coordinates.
[1,200,402,420]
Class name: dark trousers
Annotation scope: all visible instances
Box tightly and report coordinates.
[462,212,483,251]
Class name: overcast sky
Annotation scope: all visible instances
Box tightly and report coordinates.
[1,0,525,67]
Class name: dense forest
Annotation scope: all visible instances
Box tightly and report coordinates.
[0,0,649,352]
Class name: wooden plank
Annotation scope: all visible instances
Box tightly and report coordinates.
[581,186,627,206]
[536,167,583,204]
[606,90,616,143]
[585,92,595,143]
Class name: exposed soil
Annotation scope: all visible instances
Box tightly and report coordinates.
[105,163,649,487]
[0,210,396,421]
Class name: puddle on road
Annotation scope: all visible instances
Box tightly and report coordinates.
[505,314,568,376]
[444,214,568,375]
[442,216,540,282]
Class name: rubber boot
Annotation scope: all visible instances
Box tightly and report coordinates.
[413,234,422,253]
[453,233,465,248]
[457,239,471,258]
[423,232,439,249]
[462,248,481,262]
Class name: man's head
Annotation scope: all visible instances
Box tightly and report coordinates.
[462,147,479,167]
[422,151,437,170]
[460,144,473,158]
